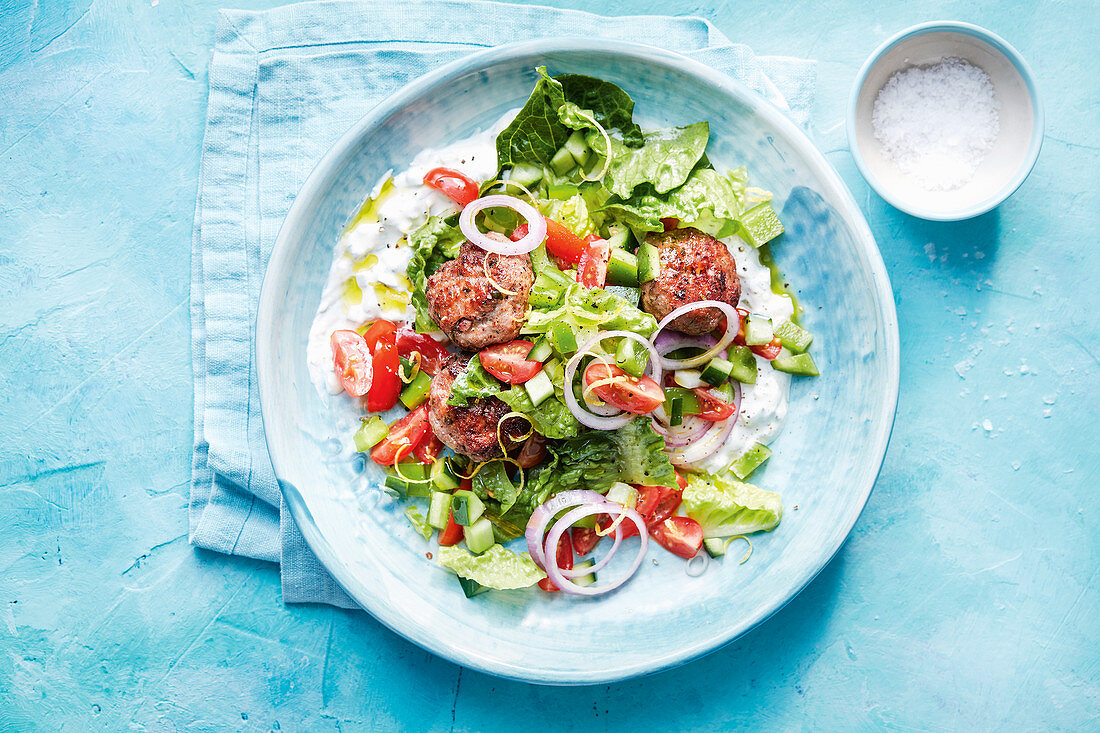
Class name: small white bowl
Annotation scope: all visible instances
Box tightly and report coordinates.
[848,21,1043,220]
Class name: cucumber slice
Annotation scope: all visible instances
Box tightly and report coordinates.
[637,242,660,283]
[352,415,387,452]
[523,369,555,407]
[507,162,543,188]
[739,202,785,247]
[673,369,706,389]
[564,130,592,167]
[774,319,814,353]
[427,491,451,530]
[606,482,638,509]
[699,357,735,387]
[729,442,772,480]
[549,146,576,177]
[711,381,736,404]
[456,576,490,598]
[772,352,820,377]
[548,183,579,201]
[605,248,639,286]
[463,516,495,555]
[431,459,461,491]
[450,490,485,526]
[398,370,432,409]
[727,345,758,385]
[703,537,729,558]
[744,315,774,346]
[606,225,631,250]
[572,559,597,587]
[527,336,553,363]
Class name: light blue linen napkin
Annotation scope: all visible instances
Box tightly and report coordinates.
[189,0,816,608]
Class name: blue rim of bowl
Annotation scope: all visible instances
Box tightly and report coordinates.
[846,21,1045,221]
[257,37,901,685]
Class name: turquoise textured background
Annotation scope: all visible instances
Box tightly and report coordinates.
[1,0,1096,729]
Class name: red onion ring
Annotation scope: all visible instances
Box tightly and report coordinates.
[668,415,736,466]
[459,195,546,256]
[543,503,648,596]
[563,331,663,430]
[651,300,738,370]
[651,412,710,447]
[653,332,716,360]
[525,489,607,569]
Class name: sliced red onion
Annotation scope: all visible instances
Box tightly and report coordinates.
[459,195,546,256]
[653,332,716,360]
[543,503,648,596]
[667,416,736,466]
[651,300,738,370]
[652,413,710,447]
[525,489,608,569]
[563,331,663,430]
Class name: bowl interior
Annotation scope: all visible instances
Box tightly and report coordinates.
[258,41,899,684]
[852,29,1037,219]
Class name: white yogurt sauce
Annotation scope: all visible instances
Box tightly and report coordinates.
[306,110,793,475]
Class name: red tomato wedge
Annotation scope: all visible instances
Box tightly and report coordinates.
[729,309,782,359]
[543,217,587,264]
[571,526,601,556]
[660,217,679,231]
[538,531,574,591]
[412,432,444,464]
[369,404,431,466]
[751,338,783,360]
[577,236,610,289]
[361,320,400,412]
[395,327,449,375]
[692,388,737,422]
[515,434,548,469]
[423,167,479,207]
[674,470,688,490]
[583,362,664,415]
[438,507,463,546]
[479,340,542,384]
[330,330,373,397]
[650,516,703,559]
[648,486,683,527]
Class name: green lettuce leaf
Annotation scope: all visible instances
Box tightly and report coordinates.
[524,282,657,342]
[602,122,710,199]
[403,506,433,540]
[446,356,502,407]
[681,472,783,538]
[602,167,746,235]
[472,460,520,513]
[436,544,546,589]
[613,418,677,487]
[406,216,463,331]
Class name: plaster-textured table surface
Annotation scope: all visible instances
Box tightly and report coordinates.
[2,0,1097,729]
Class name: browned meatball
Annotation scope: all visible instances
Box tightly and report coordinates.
[428,354,527,462]
[640,227,741,335]
[425,240,535,350]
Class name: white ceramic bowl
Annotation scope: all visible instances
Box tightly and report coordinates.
[848,22,1043,220]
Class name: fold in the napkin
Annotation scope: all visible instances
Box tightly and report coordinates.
[189,0,816,608]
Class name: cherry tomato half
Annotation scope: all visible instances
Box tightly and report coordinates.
[369,404,431,466]
[648,486,683,527]
[543,217,587,264]
[330,330,373,397]
[412,432,444,464]
[479,340,542,384]
[650,516,703,559]
[396,327,449,375]
[538,531,574,591]
[751,338,783,360]
[423,167,479,207]
[692,388,737,422]
[577,235,610,289]
[583,362,664,415]
[361,320,401,413]
[438,507,464,546]
[571,526,601,556]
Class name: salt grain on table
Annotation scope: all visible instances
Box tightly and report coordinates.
[872,57,1000,191]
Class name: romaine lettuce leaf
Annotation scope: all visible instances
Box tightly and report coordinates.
[406,215,463,332]
[681,472,783,538]
[436,544,545,589]
[404,506,433,540]
[524,282,658,344]
[603,122,710,199]
[446,356,501,407]
[602,167,746,235]
[613,418,676,487]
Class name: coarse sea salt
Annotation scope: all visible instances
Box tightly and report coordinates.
[872,57,1000,191]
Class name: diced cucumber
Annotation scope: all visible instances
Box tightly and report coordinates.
[712,381,737,404]
[727,345,758,385]
[744,314,774,347]
[674,369,706,389]
[431,459,461,491]
[605,248,639,286]
[703,537,729,558]
[549,146,576,177]
[428,491,452,530]
[668,395,684,426]
[615,337,649,378]
[739,202,785,247]
[463,516,495,555]
[772,352,820,377]
[664,387,701,419]
[527,336,553,363]
[383,474,408,496]
[507,162,543,188]
[729,443,772,480]
[352,415,387,452]
[637,242,660,283]
[774,319,814,353]
[700,357,735,387]
[456,575,491,598]
[451,490,485,526]
[523,369,555,407]
[549,321,577,355]
[398,370,432,409]
[572,559,597,587]
[606,482,638,509]
[548,183,579,201]
[606,225,631,251]
[563,130,592,167]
